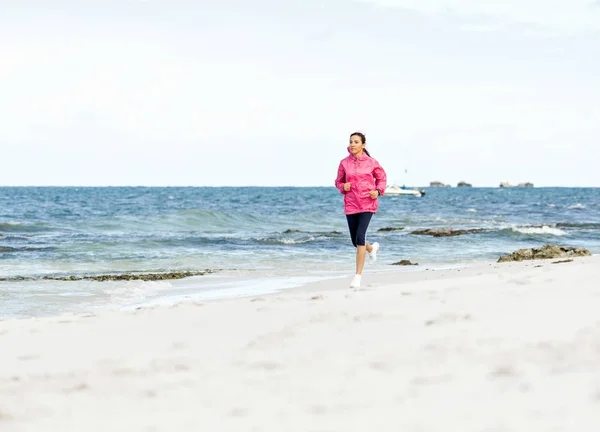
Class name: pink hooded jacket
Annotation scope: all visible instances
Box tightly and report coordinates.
[335,148,387,215]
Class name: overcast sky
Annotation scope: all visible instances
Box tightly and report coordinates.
[2,0,599,187]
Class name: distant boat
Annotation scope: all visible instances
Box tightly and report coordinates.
[385,184,426,197]
[500,181,534,188]
[385,168,426,196]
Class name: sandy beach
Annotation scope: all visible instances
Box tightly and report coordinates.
[2,256,600,431]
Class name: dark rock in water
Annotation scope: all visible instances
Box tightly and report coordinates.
[411,228,486,237]
[0,270,216,282]
[430,181,451,188]
[283,229,301,233]
[0,233,4,237]
[552,259,573,264]
[330,231,342,235]
[379,227,404,232]
[392,260,419,266]
[457,181,473,187]
[498,244,591,263]
[0,247,14,252]
[556,222,600,229]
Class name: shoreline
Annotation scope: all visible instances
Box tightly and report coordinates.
[2,255,600,430]
[1,254,599,430]
[0,257,486,320]
[1,253,596,320]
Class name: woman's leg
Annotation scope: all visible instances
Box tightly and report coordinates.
[346,214,359,247]
[354,213,373,275]
[347,214,373,251]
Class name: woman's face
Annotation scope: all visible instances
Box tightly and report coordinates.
[349,135,365,156]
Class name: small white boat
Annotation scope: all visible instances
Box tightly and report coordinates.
[385,184,425,197]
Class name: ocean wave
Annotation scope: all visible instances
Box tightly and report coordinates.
[258,236,318,245]
[0,222,50,233]
[510,225,567,236]
[281,237,316,245]
[84,210,265,234]
[0,246,56,253]
[465,208,478,213]
[171,209,264,231]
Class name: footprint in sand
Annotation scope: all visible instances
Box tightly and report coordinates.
[247,361,282,371]
[353,313,385,323]
[425,313,471,326]
[171,342,188,351]
[62,382,89,394]
[0,409,13,421]
[308,405,327,415]
[17,354,40,361]
[230,407,248,418]
[507,276,533,286]
[369,361,394,373]
[490,365,517,377]
[245,326,296,350]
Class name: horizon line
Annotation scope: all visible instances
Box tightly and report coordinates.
[1,185,599,189]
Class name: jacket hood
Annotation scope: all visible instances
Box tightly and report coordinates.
[347,147,369,160]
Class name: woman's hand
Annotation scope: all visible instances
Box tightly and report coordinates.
[344,182,351,191]
[369,190,379,199]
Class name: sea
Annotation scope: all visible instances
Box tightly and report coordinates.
[1,186,599,319]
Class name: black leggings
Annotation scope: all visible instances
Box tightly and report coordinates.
[346,212,373,247]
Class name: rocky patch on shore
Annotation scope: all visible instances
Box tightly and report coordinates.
[0,270,216,282]
[392,260,419,266]
[498,244,591,263]
[411,228,487,237]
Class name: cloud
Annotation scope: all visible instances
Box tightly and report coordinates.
[460,24,505,32]
[358,0,600,33]
[0,0,599,186]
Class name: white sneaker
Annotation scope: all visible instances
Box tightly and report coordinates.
[350,274,362,288]
[369,242,380,264]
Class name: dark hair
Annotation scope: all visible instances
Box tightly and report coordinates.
[350,132,371,157]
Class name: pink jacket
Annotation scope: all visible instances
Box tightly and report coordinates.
[335,148,387,215]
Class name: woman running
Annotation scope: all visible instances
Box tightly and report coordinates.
[335,132,387,288]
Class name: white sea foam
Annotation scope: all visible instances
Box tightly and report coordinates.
[511,225,567,236]
[568,203,585,209]
[280,237,316,245]
[465,208,478,213]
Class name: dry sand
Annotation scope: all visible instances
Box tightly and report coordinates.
[1,256,600,431]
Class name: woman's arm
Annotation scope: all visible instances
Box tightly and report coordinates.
[335,163,347,194]
[373,162,387,196]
